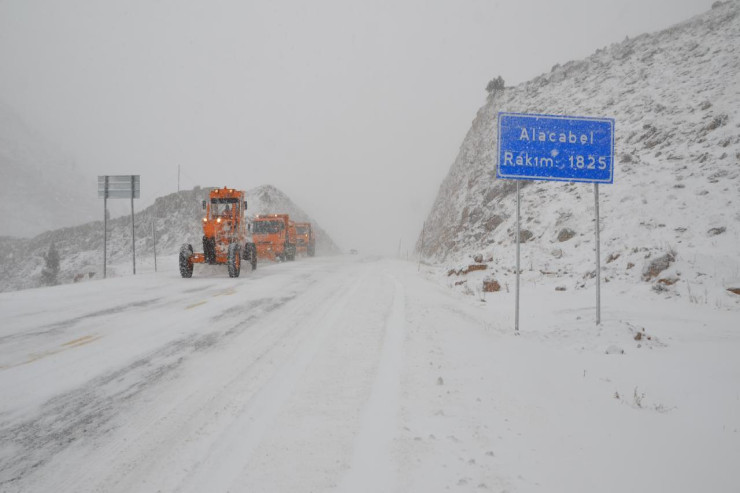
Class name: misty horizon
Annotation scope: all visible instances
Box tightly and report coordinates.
[0,0,713,253]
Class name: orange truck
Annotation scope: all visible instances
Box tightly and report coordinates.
[295,222,315,257]
[179,187,257,278]
[253,214,297,261]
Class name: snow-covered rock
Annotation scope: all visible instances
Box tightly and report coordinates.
[417,1,740,304]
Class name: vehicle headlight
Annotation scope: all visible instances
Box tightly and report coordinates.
[217,217,221,223]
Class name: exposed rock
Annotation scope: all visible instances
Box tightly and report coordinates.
[518,229,534,243]
[463,264,487,274]
[642,253,675,281]
[657,277,679,285]
[484,215,504,232]
[449,264,488,276]
[557,228,576,242]
[652,282,670,293]
[482,279,501,292]
[704,114,728,131]
[708,226,726,236]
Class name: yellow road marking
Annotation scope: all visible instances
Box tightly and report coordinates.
[62,335,100,347]
[1,334,102,370]
[213,287,236,297]
[186,301,207,309]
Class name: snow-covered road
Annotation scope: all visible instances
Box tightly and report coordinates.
[1,255,738,492]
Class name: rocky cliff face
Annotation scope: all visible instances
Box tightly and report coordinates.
[417,1,740,299]
[0,184,340,292]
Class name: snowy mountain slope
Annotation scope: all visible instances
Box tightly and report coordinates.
[0,101,97,237]
[416,1,740,304]
[0,184,340,293]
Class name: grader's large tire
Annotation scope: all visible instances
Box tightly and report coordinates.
[227,243,241,278]
[179,244,194,278]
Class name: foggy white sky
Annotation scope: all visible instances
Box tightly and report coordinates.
[0,0,711,254]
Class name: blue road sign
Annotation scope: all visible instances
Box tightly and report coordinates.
[497,112,614,183]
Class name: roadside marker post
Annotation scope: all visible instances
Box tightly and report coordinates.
[496,112,614,330]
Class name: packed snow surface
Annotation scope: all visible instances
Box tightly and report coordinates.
[1,255,738,492]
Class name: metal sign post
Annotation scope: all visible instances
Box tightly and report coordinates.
[103,176,108,278]
[594,183,601,324]
[152,205,158,273]
[130,175,136,275]
[515,180,520,334]
[98,175,140,277]
[418,221,425,272]
[497,112,614,329]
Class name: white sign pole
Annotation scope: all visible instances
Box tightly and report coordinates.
[418,221,425,272]
[515,180,521,334]
[153,203,158,273]
[131,175,136,275]
[594,183,601,325]
[103,176,108,279]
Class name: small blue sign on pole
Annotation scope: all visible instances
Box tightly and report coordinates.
[497,112,614,183]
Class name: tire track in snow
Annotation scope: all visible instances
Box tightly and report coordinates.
[178,267,370,493]
[0,299,162,346]
[339,274,406,492]
[55,262,367,493]
[0,293,296,491]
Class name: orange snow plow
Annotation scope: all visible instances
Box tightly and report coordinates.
[179,187,257,278]
[253,214,297,261]
[295,222,315,257]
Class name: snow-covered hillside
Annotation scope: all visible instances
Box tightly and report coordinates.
[417,1,740,305]
[0,184,340,293]
[0,101,97,237]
